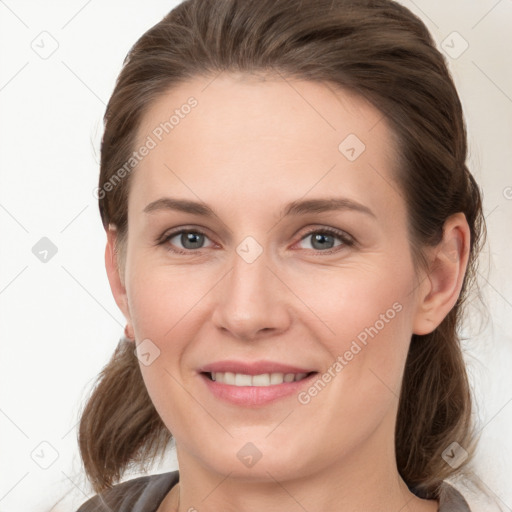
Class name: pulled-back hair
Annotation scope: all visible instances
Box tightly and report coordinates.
[79,0,486,498]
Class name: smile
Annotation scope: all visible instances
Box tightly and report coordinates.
[198,362,319,406]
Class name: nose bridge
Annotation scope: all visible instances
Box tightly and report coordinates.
[231,237,270,300]
[211,235,290,337]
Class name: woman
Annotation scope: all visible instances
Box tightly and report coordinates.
[76,0,486,510]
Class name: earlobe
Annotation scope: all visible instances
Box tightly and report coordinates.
[412,213,470,335]
[105,225,133,330]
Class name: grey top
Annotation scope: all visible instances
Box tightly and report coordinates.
[76,470,471,511]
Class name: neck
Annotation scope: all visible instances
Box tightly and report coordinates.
[161,427,438,512]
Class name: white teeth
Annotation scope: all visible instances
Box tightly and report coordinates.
[235,373,252,386]
[252,373,271,386]
[210,372,309,386]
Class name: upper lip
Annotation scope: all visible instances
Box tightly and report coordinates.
[199,360,316,375]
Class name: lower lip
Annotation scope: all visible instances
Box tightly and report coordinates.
[200,372,317,406]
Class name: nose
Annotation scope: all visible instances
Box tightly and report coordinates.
[211,243,292,341]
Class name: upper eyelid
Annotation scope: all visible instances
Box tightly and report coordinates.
[159,226,215,244]
[295,228,355,249]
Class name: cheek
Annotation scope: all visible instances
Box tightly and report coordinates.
[298,257,416,405]
[304,260,414,355]
[125,268,200,439]
[126,257,211,341]
[124,258,216,431]
[286,278,414,469]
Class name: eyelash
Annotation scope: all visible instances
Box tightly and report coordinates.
[157,226,355,255]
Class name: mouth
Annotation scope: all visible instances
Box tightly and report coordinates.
[199,368,319,408]
[197,361,319,406]
[202,371,316,387]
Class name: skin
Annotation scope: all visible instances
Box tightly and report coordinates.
[105,73,470,512]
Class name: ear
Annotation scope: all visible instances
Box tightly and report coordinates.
[105,225,134,338]
[412,213,470,335]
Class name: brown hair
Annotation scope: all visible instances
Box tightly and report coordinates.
[78,0,486,499]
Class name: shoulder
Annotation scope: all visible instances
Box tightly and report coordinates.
[438,481,472,512]
[76,472,470,512]
[76,470,179,512]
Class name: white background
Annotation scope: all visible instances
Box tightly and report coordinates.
[1,1,511,511]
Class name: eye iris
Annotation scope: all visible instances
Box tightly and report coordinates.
[311,233,335,250]
[181,232,204,249]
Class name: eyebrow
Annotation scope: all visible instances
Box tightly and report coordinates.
[143,196,376,218]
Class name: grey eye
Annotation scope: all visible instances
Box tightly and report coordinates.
[298,231,345,251]
[166,230,213,251]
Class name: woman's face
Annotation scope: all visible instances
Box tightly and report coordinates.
[112,73,430,481]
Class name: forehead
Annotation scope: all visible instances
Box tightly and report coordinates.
[130,73,402,218]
